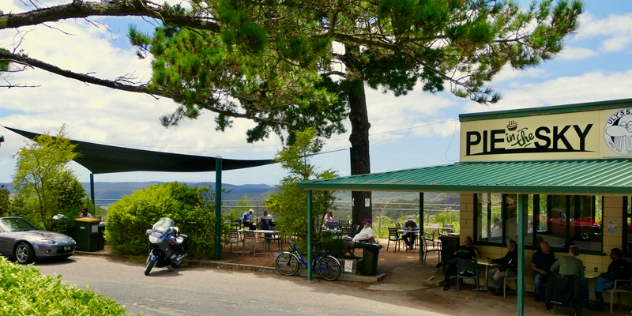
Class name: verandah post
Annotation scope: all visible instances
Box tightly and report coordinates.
[517,194,527,316]
[307,190,313,281]
[214,157,222,260]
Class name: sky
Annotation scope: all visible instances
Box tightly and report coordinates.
[1,0,632,187]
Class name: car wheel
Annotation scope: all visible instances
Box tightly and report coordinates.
[15,242,35,264]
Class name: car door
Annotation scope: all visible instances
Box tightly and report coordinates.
[0,226,8,256]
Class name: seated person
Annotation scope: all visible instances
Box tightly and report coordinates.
[242,209,256,230]
[344,219,374,258]
[550,245,589,306]
[324,212,337,229]
[591,248,632,311]
[488,239,518,296]
[77,208,93,218]
[259,210,275,230]
[532,241,556,301]
[436,236,480,291]
[402,216,419,250]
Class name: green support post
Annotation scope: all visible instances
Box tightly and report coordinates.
[90,173,95,207]
[307,190,313,281]
[517,194,527,316]
[419,192,424,263]
[214,157,222,260]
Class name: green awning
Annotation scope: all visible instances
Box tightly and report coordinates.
[298,159,632,195]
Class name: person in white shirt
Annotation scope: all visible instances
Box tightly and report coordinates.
[344,219,375,258]
[259,210,274,229]
[490,218,502,237]
[77,208,93,218]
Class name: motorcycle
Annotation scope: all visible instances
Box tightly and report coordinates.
[144,217,190,276]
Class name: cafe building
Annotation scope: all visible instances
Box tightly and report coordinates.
[299,98,632,315]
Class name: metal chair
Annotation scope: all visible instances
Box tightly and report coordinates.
[423,229,442,261]
[243,231,263,257]
[504,272,527,299]
[456,259,480,296]
[604,279,632,313]
[225,231,243,255]
[387,227,404,252]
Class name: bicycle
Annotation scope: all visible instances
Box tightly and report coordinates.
[275,239,342,281]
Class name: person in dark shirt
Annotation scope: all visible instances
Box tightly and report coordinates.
[402,216,419,250]
[436,236,480,291]
[531,241,556,301]
[489,239,518,296]
[592,248,632,311]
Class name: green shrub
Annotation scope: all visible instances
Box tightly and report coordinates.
[0,257,133,315]
[105,182,230,259]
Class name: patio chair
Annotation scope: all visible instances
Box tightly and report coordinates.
[604,279,632,313]
[456,259,480,296]
[348,225,361,238]
[266,232,283,252]
[387,228,404,252]
[243,231,263,257]
[504,273,526,299]
[423,229,442,261]
[225,231,243,255]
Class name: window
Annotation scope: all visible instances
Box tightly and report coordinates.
[624,197,632,255]
[475,193,603,253]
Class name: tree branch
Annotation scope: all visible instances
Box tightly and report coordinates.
[0,49,286,125]
[0,0,221,33]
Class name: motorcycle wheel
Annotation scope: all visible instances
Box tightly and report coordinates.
[144,259,155,275]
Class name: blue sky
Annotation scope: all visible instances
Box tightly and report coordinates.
[1,0,632,186]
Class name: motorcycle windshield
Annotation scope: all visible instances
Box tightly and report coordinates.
[152,218,175,233]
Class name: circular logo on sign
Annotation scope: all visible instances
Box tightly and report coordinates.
[605,109,632,155]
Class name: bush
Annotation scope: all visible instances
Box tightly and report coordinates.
[0,257,133,315]
[105,182,230,259]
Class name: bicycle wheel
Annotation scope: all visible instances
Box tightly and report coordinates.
[276,253,300,276]
[316,255,342,281]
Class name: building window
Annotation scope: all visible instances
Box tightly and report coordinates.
[475,193,603,253]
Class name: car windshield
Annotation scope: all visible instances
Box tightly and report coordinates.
[0,218,39,232]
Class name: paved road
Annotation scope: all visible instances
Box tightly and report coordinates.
[34,256,444,316]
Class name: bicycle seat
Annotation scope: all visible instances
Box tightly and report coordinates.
[313,241,322,246]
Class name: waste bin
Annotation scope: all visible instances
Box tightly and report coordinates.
[359,243,383,275]
[97,222,106,251]
[439,234,460,264]
[74,218,100,252]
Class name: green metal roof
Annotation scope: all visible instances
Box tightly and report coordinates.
[459,98,632,122]
[298,159,632,195]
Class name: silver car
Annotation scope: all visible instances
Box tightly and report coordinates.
[0,216,76,264]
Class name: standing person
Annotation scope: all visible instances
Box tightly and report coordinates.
[532,241,556,301]
[402,216,419,250]
[344,219,375,258]
[436,236,480,291]
[242,209,256,230]
[488,239,518,296]
[591,248,632,311]
[550,245,589,306]
[490,218,502,237]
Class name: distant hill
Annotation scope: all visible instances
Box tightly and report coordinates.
[0,182,458,205]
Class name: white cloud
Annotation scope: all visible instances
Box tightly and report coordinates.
[558,46,598,61]
[576,12,632,53]
[463,69,632,114]
[492,65,547,83]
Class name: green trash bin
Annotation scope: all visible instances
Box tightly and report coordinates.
[97,222,106,251]
[74,218,100,252]
[359,243,383,275]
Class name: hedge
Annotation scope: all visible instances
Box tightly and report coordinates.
[0,257,133,315]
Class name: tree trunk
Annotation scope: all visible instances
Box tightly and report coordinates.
[345,44,372,226]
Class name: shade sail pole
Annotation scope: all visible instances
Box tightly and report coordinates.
[307,190,313,281]
[89,173,95,207]
[517,194,527,316]
[419,192,424,263]
[214,157,222,260]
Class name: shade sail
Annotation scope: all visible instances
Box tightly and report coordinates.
[5,127,276,174]
[298,159,632,195]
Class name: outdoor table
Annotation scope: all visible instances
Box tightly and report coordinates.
[475,258,498,293]
[238,229,279,253]
[399,230,420,249]
[584,271,600,279]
